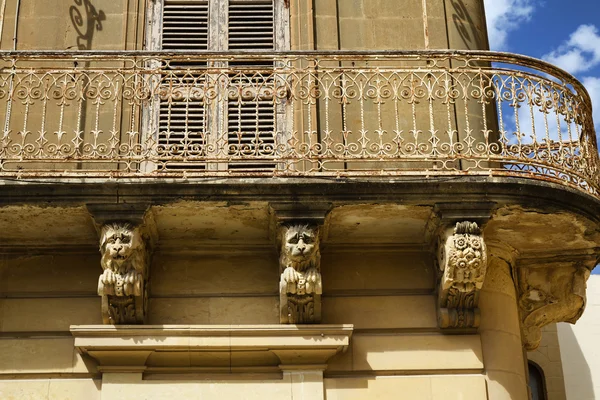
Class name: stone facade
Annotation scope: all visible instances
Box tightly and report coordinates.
[0,0,597,400]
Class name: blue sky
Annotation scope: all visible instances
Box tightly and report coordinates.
[482,0,600,274]
[483,0,600,134]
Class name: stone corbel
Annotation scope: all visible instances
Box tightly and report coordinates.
[437,221,488,329]
[517,264,591,350]
[270,202,331,324]
[87,204,156,325]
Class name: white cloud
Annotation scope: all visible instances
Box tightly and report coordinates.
[542,25,600,134]
[483,0,536,50]
[582,76,600,137]
[543,24,600,74]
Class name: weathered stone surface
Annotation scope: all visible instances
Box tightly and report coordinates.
[517,264,591,350]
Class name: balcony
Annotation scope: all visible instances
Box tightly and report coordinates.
[0,50,597,197]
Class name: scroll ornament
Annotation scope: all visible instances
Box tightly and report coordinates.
[518,265,589,350]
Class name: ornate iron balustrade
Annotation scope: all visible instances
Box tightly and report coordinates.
[0,50,597,195]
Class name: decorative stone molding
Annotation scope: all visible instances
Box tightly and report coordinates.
[98,222,151,324]
[517,264,590,350]
[71,324,353,372]
[279,224,322,324]
[437,221,488,329]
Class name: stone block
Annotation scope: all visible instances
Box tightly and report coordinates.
[351,333,483,371]
[478,291,521,334]
[336,0,364,19]
[480,330,524,374]
[208,296,279,324]
[0,380,50,400]
[0,254,99,295]
[0,338,77,373]
[148,298,210,324]
[148,296,278,325]
[48,379,101,400]
[364,0,423,18]
[321,251,434,291]
[430,375,488,400]
[325,376,433,400]
[322,295,436,329]
[1,298,101,332]
[150,253,278,296]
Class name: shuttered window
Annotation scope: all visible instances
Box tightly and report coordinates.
[228,1,274,50]
[148,0,288,172]
[162,0,209,50]
[158,0,209,170]
[227,0,276,170]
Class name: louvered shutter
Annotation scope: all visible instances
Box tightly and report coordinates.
[159,0,209,170]
[227,0,276,171]
[154,0,280,172]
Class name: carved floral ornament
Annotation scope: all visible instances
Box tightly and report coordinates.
[437,221,488,329]
[279,224,322,324]
[97,222,151,324]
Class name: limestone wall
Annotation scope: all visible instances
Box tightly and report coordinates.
[0,245,490,399]
[2,0,489,52]
[558,275,600,400]
[0,0,143,51]
[292,0,489,51]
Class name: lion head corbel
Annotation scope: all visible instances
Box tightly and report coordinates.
[98,222,147,297]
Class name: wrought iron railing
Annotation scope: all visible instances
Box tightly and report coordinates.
[0,50,597,195]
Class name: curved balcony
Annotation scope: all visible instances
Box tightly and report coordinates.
[0,50,597,197]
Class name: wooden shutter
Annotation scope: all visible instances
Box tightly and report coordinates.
[227,0,274,50]
[226,0,276,171]
[154,0,281,172]
[159,0,209,171]
[161,0,209,50]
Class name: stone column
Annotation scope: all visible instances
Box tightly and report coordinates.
[479,249,528,400]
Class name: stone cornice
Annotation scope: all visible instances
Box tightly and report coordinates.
[1,177,599,221]
[71,324,353,373]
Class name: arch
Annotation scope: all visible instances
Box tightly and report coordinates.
[528,360,548,400]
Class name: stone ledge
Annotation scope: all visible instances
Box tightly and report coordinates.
[70,324,353,373]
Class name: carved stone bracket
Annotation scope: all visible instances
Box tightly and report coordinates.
[278,223,322,324]
[88,204,155,325]
[271,202,331,324]
[517,264,590,350]
[437,221,488,329]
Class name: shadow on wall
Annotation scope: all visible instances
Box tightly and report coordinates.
[449,0,487,49]
[69,0,105,50]
[557,323,595,400]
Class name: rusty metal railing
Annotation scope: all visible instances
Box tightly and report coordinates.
[0,50,597,195]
